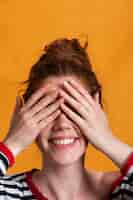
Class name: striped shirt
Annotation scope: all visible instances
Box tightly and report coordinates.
[0,143,132,199]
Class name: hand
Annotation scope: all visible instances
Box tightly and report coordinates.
[4,85,61,156]
[59,79,113,150]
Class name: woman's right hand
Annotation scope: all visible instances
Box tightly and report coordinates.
[3,85,62,157]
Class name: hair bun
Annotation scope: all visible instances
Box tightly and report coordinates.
[42,37,88,62]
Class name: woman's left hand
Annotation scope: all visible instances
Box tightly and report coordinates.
[59,79,113,150]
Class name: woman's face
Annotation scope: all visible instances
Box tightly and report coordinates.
[35,75,90,165]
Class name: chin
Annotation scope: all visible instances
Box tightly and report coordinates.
[48,150,86,166]
[48,140,87,165]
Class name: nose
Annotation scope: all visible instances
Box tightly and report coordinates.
[52,112,82,138]
[52,112,72,132]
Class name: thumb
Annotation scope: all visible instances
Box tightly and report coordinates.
[14,96,23,112]
[94,92,99,104]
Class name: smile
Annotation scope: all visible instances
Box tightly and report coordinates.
[49,138,79,150]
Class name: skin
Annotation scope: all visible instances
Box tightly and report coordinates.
[4,75,133,199]
[33,76,96,199]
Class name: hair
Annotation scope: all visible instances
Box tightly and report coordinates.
[19,37,103,108]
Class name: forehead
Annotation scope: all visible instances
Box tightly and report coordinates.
[40,75,89,90]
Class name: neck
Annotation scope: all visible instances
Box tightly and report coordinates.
[35,156,89,199]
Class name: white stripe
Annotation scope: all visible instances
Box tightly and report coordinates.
[0,151,10,166]
[0,179,27,187]
[0,159,6,175]
[3,174,26,181]
[23,189,33,196]
[0,185,23,196]
[0,195,24,200]
[9,174,26,181]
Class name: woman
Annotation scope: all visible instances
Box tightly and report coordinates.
[0,38,133,199]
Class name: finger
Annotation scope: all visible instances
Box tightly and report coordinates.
[10,96,23,122]
[35,98,61,122]
[14,96,23,112]
[20,84,57,112]
[60,90,89,119]
[64,80,96,108]
[60,102,84,130]
[29,91,58,117]
[60,111,83,138]
[94,92,100,105]
[63,81,94,113]
[39,109,61,129]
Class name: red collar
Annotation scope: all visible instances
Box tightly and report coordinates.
[25,169,48,200]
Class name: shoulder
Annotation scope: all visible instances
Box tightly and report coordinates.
[85,169,121,198]
[99,170,122,198]
[101,170,121,185]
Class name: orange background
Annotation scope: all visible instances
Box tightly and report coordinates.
[0,0,133,174]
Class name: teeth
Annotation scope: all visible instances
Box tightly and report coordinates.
[52,139,75,145]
